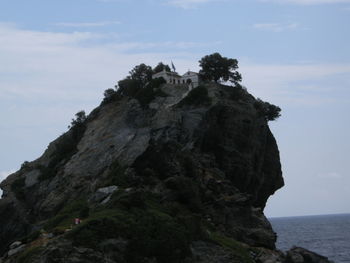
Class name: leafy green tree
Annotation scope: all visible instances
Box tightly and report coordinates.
[199,53,242,85]
[117,78,140,97]
[153,62,171,74]
[129,63,153,87]
[104,88,116,98]
[254,99,281,121]
[70,111,86,127]
[102,88,118,104]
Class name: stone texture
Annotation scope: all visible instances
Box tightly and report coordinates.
[7,244,26,257]
[285,247,334,263]
[0,83,330,263]
[91,186,119,203]
[9,241,21,250]
[24,169,40,187]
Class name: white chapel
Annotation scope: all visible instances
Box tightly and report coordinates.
[152,69,200,89]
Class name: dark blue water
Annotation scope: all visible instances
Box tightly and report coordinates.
[270,214,350,263]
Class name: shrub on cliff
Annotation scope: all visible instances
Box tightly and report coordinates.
[102,88,119,105]
[39,111,87,181]
[116,63,153,97]
[117,76,166,107]
[153,62,171,73]
[254,99,281,121]
[134,77,167,107]
[117,78,140,97]
[129,63,153,87]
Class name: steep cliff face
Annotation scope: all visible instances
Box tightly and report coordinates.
[0,83,298,262]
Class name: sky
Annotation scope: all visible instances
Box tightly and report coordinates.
[0,0,349,217]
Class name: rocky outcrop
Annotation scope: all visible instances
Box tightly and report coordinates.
[285,247,334,263]
[0,82,329,262]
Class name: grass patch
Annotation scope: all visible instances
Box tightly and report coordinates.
[67,206,192,263]
[17,246,44,263]
[210,232,254,263]
[44,199,89,232]
[64,191,205,263]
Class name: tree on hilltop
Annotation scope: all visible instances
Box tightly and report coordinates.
[129,63,153,87]
[199,53,242,85]
[116,63,153,96]
[153,62,171,74]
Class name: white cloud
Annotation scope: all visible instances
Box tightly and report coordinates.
[317,172,343,179]
[0,22,209,160]
[1,23,350,181]
[240,62,350,105]
[107,40,222,51]
[54,21,121,27]
[167,0,221,9]
[0,23,212,102]
[0,23,207,179]
[253,22,300,32]
[1,22,349,111]
[260,0,350,5]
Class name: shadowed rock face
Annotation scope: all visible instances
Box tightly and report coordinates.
[0,83,287,262]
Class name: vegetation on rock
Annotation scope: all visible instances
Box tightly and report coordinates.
[0,54,290,263]
[254,98,281,121]
[209,232,256,263]
[153,62,171,73]
[37,111,88,181]
[134,78,167,107]
[199,53,242,85]
[44,199,89,233]
[102,88,120,105]
[65,191,203,263]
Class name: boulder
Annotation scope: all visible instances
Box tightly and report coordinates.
[9,241,22,250]
[7,244,26,257]
[97,185,118,195]
[285,247,334,263]
[91,185,118,203]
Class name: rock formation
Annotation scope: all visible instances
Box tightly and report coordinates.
[0,82,333,262]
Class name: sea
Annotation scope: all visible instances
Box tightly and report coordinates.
[269,214,350,263]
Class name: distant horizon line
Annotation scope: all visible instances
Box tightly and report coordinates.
[268,212,350,219]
